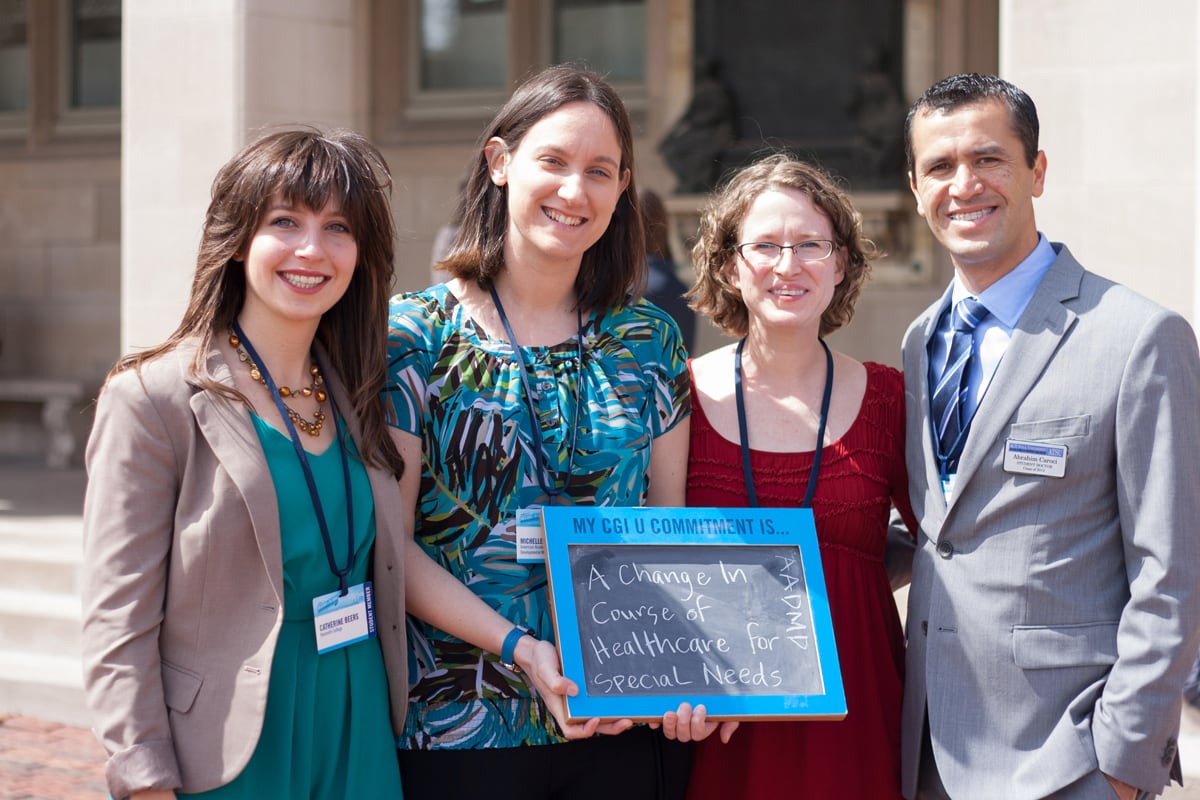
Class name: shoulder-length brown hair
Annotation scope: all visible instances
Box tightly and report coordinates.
[108,127,403,475]
[439,64,645,310]
[688,154,876,338]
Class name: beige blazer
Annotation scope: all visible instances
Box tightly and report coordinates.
[81,340,408,798]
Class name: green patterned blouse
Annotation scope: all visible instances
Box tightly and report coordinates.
[385,283,690,750]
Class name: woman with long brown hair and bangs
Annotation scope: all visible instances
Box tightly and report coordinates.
[81,128,409,799]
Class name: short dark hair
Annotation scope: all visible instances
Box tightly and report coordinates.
[441,64,645,310]
[904,73,1040,174]
[688,154,876,339]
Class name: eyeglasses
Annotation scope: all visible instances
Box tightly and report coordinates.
[735,240,836,268]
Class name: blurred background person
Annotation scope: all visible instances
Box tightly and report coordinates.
[640,187,697,353]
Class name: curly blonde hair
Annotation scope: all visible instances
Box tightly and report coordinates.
[687,154,877,338]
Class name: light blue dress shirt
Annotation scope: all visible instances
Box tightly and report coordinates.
[928,234,1057,466]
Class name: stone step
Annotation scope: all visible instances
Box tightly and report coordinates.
[0,536,81,595]
[0,465,86,519]
[0,587,80,657]
[0,462,90,727]
[0,515,83,543]
[0,650,90,728]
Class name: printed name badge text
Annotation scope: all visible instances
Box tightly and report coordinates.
[312,581,376,654]
[1003,439,1068,478]
[516,506,546,563]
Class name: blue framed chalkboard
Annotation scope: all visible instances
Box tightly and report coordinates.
[540,506,845,721]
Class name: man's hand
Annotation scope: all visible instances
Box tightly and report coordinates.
[1103,772,1139,800]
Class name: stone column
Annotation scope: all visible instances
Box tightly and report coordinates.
[1000,0,1199,326]
[121,0,366,353]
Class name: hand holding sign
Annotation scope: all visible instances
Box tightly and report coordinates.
[515,627,733,741]
[516,635,635,738]
[656,702,740,743]
[542,506,845,722]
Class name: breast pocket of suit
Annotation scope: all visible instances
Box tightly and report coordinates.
[1012,621,1118,669]
[1008,414,1091,444]
[162,659,204,713]
[1005,415,1093,480]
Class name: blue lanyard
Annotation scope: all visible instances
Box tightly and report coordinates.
[232,321,355,595]
[734,337,833,509]
[488,285,584,503]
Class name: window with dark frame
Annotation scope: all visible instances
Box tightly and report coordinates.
[0,0,119,152]
[553,0,644,83]
[0,0,29,113]
[70,0,121,109]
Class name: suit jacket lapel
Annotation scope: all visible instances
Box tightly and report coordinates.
[185,341,286,603]
[948,246,1083,501]
[916,284,954,515]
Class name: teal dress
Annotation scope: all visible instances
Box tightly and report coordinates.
[180,417,403,798]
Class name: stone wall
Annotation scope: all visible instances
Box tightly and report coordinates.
[0,156,119,462]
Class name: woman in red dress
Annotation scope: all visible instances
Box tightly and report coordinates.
[684,154,917,798]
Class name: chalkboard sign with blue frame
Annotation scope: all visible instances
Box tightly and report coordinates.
[540,506,845,721]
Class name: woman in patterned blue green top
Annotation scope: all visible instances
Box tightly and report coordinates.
[385,66,730,800]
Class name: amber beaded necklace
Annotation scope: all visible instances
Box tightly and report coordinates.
[228,330,327,436]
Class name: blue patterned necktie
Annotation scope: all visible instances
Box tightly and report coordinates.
[931,297,990,472]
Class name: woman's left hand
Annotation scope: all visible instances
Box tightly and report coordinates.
[516,637,634,739]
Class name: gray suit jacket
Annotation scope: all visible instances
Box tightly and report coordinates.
[899,244,1200,798]
[81,340,408,798]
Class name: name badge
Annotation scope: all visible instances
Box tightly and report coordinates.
[312,581,376,654]
[515,505,546,563]
[1003,439,1068,478]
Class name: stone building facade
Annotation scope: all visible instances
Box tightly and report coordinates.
[1,0,1197,463]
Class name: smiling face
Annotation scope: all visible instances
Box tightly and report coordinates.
[485,101,630,276]
[239,193,357,330]
[730,187,844,337]
[908,98,1047,293]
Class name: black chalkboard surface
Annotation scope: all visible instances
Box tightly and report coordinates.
[541,506,845,721]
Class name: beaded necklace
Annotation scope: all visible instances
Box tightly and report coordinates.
[228,330,327,436]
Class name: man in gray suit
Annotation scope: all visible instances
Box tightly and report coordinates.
[897,73,1200,799]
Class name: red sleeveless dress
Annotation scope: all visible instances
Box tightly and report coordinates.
[685,361,915,800]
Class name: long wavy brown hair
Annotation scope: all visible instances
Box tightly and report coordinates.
[108,128,404,475]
